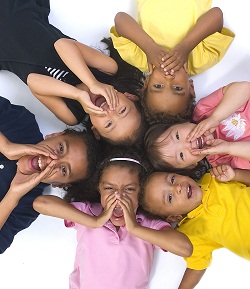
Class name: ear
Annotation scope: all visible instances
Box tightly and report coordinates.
[166,214,183,223]
[91,126,101,140]
[124,92,139,101]
[189,79,196,99]
[45,131,65,139]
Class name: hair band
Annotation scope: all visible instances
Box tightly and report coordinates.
[109,157,141,166]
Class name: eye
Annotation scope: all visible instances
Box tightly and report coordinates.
[104,186,114,191]
[62,166,67,176]
[173,85,182,91]
[59,143,64,154]
[180,152,184,160]
[154,84,164,89]
[176,131,180,140]
[125,187,136,192]
[170,175,175,184]
[168,194,173,203]
[105,121,112,128]
[119,107,126,114]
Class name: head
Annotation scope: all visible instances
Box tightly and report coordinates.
[95,147,150,227]
[17,129,101,187]
[141,172,203,222]
[141,66,196,125]
[145,122,214,171]
[90,92,148,146]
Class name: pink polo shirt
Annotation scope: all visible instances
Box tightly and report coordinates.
[194,87,250,169]
[65,202,170,289]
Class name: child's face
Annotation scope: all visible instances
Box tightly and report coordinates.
[90,92,141,143]
[17,133,88,185]
[144,172,203,217]
[157,122,214,169]
[146,67,195,115]
[98,165,140,227]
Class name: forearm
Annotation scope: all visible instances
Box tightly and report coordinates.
[178,268,206,289]
[180,7,223,55]
[0,190,20,230]
[233,169,250,186]
[33,195,98,228]
[0,132,10,157]
[130,226,192,257]
[114,12,155,55]
[211,82,250,122]
[227,141,250,161]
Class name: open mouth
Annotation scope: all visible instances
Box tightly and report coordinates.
[196,135,204,149]
[31,156,42,172]
[113,206,124,219]
[93,95,107,108]
[187,185,192,199]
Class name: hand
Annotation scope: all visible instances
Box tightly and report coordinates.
[89,81,118,111]
[187,116,220,142]
[2,142,58,161]
[9,160,58,199]
[117,193,138,233]
[191,139,230,156]
[145,42,168,74]
[95,192,118,227]
[210,164,235,182]
[161,43,189,75]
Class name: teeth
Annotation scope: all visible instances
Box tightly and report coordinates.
[38,157,42,169]
[100,101,107,108]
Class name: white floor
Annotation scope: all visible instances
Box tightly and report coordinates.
[0,1,250,288]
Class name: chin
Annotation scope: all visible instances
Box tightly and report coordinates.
[110,216,125,227]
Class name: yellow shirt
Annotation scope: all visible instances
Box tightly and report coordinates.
[110,0,234,75]
[177,174,250,270]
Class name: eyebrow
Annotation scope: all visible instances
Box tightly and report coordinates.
[65,140,72,176]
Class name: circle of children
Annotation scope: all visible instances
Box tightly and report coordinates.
[0,0,249,288]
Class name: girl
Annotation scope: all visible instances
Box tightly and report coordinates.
[111,0,234,124]
[33,149,192,289]
[144,81,250,185]
[0,0,146,145]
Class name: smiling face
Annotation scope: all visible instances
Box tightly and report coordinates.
[90,92,141,143]
[17,133,88,185]
[156,122,214,169]
[143,172,203,217]
[98,165,140,227]
[145,66,195,115]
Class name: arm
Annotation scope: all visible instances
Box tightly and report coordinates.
[188,82,250,141]
[118,194,193,257]
[27,73,108,125]
[0,161,57,229]
[114,12,168,73]
[162,7,223,73]
[54,38,118,109]
[178,268,206,289]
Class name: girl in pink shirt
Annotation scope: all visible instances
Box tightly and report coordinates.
[33,148,192,289]
[145,81,250,185]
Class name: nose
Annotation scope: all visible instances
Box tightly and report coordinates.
[174,183,182,194]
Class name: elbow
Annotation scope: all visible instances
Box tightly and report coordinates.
[33,195,49,214]
[183,242,193,258]
[211,7,223,32]
[114,12,127,34]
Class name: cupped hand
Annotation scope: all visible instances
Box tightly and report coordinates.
[145,42,168,74]
[210,164,235,182]
[191,139,230,156]
[187,117,219,142]
[9,160,58,199]
[161,43,189,75]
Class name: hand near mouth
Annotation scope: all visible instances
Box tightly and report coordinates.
[187,116,219,142]
[0,132,58,161]
[191,139,230,156]
[8,160,58,199]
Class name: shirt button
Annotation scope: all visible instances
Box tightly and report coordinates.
[0,164,4,169]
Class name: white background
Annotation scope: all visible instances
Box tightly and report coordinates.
[0,1,250,288]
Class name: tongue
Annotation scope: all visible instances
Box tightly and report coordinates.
[94,96,106,107]
[113,207,124,218]
[31,156,40,171]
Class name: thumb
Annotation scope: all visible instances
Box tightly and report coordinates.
[147,62,153,75]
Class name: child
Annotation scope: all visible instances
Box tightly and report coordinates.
[0,0,146,145]
[141,168,250,289]
[0,95,101,253]
[111,0,234,124]
[145,81,250,185]
[33,149,192,289]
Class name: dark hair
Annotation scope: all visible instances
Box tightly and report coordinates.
[101,38,145,98]
[63,128,102,181]
[64,146,153,203]
[144,122,211,181]
[140,78,196,125]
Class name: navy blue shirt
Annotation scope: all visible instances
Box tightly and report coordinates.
[0,96,48,253]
